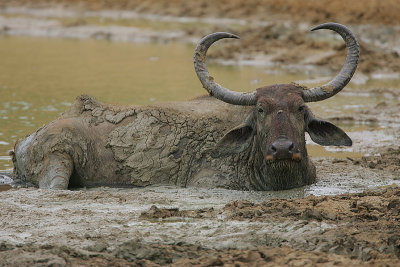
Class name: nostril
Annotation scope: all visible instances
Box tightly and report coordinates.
[288,142,294,151]
[270,144,277,152]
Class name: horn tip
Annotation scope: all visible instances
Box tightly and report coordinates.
[311,22,344,32]
[220,32,240,39]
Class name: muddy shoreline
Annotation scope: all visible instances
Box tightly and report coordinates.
[1,186,400,266]
[1,5,400,75]
[5,0,400,25]
[1,1,400,266]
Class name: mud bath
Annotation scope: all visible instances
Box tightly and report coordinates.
[1,153,400,266]
[1,1,400,266]
[1,185,400,266]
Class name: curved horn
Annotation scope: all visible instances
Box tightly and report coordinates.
[194,32,257,105]
[302,23,359,102]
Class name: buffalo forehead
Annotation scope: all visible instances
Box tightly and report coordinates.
[256,84,304,109]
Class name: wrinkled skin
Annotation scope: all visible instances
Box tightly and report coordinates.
[12,83,351,190]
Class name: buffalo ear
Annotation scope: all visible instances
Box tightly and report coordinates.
[214,123,255,156]
[306,118,352,146]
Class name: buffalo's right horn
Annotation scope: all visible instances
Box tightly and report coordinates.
[302,23,359,102]
[194,32,257,106]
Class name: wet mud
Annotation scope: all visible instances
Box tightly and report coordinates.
[1,0,400,266]
[0,186,400,266]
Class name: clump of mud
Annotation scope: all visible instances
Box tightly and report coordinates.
[0,240,381,266]
[140,205,215,221]
[318,42,400,74]
[223,187,400,262]
[0,173,13,192]
[361,147,400,175]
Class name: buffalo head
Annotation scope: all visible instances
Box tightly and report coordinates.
[193,23,359,190]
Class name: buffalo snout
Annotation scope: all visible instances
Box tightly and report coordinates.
[266,138,301,162]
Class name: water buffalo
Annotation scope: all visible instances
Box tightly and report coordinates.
[11,23,359,190]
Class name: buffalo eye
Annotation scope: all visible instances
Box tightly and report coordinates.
[258,107,264,114]
[298,105,305,112]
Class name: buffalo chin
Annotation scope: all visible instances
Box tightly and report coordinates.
[255,159,313,191]
[265,159,301,167]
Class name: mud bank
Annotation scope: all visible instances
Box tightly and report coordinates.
[5,0,400,25]
[0,186,400,266]
[1,5,400,75]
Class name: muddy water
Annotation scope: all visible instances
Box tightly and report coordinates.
[0,36,398,177]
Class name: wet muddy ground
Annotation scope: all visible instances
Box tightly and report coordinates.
[1,1,400,266]
[1,185,400,266]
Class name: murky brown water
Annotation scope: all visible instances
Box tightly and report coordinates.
[0,36,398,170]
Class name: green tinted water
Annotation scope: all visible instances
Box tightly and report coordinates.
[0,36,395,170]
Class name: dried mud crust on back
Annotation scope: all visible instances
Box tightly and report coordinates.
[0,187,399,266]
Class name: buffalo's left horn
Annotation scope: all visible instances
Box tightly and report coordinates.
[302,23,359,102]
[194,32,257,106]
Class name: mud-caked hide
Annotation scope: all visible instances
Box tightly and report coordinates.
[12,22,358,190]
